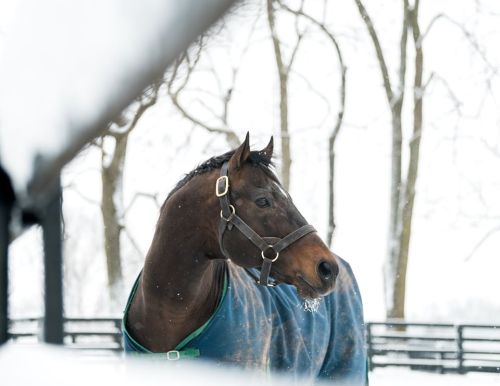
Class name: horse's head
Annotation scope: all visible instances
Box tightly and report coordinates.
[213,134,338,299]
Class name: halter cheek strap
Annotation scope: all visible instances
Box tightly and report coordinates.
[216,162,316,287]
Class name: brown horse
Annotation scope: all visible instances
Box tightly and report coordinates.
[123,133,366,382]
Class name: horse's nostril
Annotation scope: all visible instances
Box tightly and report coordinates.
[317,261,336,282]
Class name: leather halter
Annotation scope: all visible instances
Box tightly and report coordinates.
[216,162,316,287]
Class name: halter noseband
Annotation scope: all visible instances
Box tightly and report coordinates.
[216,162,316,287]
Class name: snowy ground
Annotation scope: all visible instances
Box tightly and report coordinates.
[1,344,498,386]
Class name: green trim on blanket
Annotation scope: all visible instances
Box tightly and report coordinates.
[122,268,228,359]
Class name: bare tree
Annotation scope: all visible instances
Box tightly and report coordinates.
[166,39,241,148]
[99,81,161,311]
[165,7,268,149]
[278,1,346,246]
[354,0,424,320]
[266,0,305,190]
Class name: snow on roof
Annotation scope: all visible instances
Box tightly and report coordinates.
[0,0,234,206]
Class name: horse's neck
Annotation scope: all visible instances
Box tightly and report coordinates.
[128,187,225,352]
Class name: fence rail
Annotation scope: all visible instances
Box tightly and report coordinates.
[7,318,500,373]
[8,317,122,354]
[367,321,500,373]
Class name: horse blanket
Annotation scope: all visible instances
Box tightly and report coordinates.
[122,257,368,384]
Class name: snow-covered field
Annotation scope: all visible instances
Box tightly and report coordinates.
[1,344,498,386]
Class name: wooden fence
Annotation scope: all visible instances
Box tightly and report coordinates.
[7,318,500,373]
[8,317,122,354]
[367,321,500,373]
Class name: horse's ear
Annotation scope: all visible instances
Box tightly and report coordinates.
[258,136,273,163]
[228,132,251,171]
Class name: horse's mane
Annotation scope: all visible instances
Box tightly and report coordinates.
[166,149,278,201]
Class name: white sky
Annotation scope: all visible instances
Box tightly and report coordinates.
[3,0,500,324]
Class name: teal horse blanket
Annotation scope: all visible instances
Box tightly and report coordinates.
[123,257,367,384]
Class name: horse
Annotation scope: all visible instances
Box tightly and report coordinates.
[122,133,367,384]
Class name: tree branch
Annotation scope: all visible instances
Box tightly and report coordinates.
[123,191,161,217]
[419,13,497,75]
[286,0,306,75]
[124,227,145,258]
[167,43,240,148]
[278,1,346,141]
[464,226,500,262]
[64,183,100,206]
[353,0,394,104]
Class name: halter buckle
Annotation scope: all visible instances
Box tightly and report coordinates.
[261,246,279,262]
[216,176,229,197]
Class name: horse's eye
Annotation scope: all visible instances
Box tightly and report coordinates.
[255,197,271,208]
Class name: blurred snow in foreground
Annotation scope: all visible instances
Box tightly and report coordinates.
[0,344,281,386]
[371,368,499,386]
[1,344,498,386]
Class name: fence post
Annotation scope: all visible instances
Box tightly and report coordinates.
[0,200,11,345]
[41,179,64,344]
[114,318,123,349]
[457,325,464,374]
[0,169,14,346]
[366,322,373,371]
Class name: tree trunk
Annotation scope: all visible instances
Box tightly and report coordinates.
[279,73,291,190]
[384,0,409,320]
[354,0,424,320]
[385,107,404,319]
[267,0,291,190]
[101,134,128,311]
[387,3,424,320]
[327,137,336,247]
[327,66,346,247]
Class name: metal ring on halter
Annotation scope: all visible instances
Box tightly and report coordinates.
[261,246,279,262]
[220,204,235,221]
